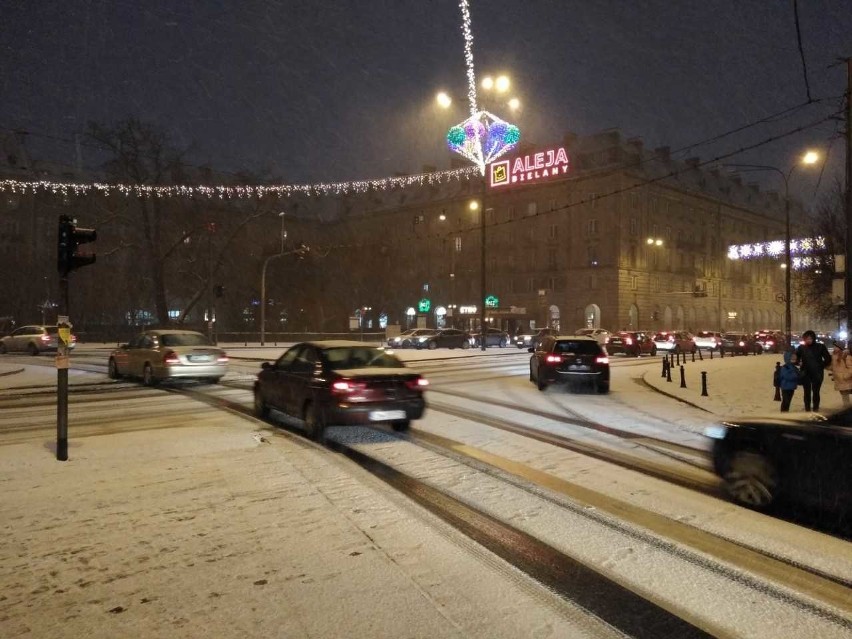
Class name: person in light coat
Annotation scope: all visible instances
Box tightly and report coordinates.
[829,344,852,407]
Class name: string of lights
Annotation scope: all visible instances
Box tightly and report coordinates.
[0,166,479,199]
[458,0,478,117]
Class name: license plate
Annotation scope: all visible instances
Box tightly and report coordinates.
[568,365,590,371]
[188,355,212,363]
[369,410,406,422]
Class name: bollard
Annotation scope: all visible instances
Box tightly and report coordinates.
[666,360,673,383]
[701,371,708,396]
[709,348,713,360]
[691,350,696,363]
[698,348,703,361]
[773,362,781,401]
[680,365,687,388]
[720,346,725,358]
[675,351,680,366]
[661,355,667,378]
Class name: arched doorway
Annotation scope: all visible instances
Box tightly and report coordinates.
[687,307,696,331]
[584,304,601,329]
[549,305,561,331]
[663,306,673,328]
[675,306,685,329]
[628,304,639,330]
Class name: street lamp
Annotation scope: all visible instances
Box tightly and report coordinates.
[260,244,309,346]
[646,237,664,247]
[724,150,820,347]
[436,92,452,109]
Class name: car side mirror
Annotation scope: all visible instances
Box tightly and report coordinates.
[261,361,272,370]
[528,347,534,353]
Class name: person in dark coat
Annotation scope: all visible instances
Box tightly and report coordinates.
[777,350,800,412]
[794,330,832,411]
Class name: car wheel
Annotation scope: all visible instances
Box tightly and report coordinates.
[254,388,270,419]
[391,420,411,432]
[499,338,507,348]
[596,382,610,394]
[723,451,777,509]
[204,376,223,384]
[427,340,437,350]
[304,402,325,442]
[107,358,121,379]
[0,343,6,354]
[651,346,657,356]
[27,343,39,356]
[536,369,547,391]
[142,363,158,387]
[461,340,470,350]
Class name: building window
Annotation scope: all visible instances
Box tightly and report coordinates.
[527,278,535,292]
[587,219,598,235]
[588,246,598,266]
[549,277,556,290]
[549,224,558,239]
[454,236,462,252]
[630,275,638,290]
[629,217,639,235]
[547,248,557,270]
[589,192,597,208]
[589,275,598,289]
[527,202,537,216]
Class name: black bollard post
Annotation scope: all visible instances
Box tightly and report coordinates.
[661,355,668,378]
[773,362,781,401]
[701,371,708,396]
[680,365,687,388]
[691,350,696,363]
[709,348,713,360]
[666,361,673,383]
[698,348,703,361]
[675,351,680,366]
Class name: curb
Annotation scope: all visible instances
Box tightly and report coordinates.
[0,367,25,378]
[638,371,713,414]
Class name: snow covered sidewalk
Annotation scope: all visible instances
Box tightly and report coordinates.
[0,412,607,638]
[642,351,849,417]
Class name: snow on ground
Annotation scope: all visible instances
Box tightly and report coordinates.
[0,417,616,638]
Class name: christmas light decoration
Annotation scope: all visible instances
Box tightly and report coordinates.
[727,237,825,262]
[0,166,479,200]
[459,0,478,117]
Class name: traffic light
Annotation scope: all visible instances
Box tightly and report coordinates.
[57,215,97,276]
[214,285,225,298]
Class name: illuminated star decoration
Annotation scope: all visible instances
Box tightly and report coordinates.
[727,237,826,269]
[447,1,520,174]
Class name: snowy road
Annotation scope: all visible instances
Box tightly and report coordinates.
[1,346,850,638]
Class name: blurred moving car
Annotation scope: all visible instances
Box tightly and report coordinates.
[652,331,696,354]
[754,330,785,353]
[0,325,76,355]
[693,331,723,352]
[719,332,762,355]
[529,335,610,393]
[474,328,510,348]
[387,328,437,349]
[253,341,427,440]
[575,328,611,345]
[706,410,851,517]
[108,330,228,385]
[515,327,558,349]
[606,331,657,357]
[418,328,473,350]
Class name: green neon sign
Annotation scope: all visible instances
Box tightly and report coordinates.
[484,295,499,308]
[418,298,431,313]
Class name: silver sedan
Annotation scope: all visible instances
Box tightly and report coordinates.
[108,330,228,385]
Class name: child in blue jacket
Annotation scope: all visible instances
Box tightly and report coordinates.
[778,350,800,412]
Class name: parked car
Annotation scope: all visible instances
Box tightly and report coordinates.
[0,325,76,355]
[754,330,786,353]
[515,327,558,349]
[606,331,657,357]
[474,328,510,348]
[706,410,851,518]
[529,335,610,393]
[719,332,762,356]
[418,328,474,350]
[253,341,428,440]
[693,331,723,352]
[652,331,696,354]
[108,330,228,385]
[387,329,437,349]
[575,328,611,345]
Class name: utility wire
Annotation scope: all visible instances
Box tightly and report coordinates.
[793,0,813,102]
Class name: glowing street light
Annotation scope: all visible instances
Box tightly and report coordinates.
[481,76,494,90]
[495,75,510,93]
[508,97,520,111]
[436,92,452,109]
[469,200,480,211]
[646,237,664,246]
[802,150,819,165]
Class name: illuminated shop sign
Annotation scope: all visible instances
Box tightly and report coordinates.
[489,146,570,189]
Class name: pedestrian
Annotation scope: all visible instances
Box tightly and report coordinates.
[829,342,852,407]
[777,350,800,412]
[794,330,832,411]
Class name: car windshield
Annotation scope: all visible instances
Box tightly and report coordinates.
[324,347,404,370]
[696,331,716,337]
[575,329,594,335]
[653,333,671,340]
[159,333,211,347]
[553,340,600,355]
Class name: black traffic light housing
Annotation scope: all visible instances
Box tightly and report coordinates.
[58,215,97,276]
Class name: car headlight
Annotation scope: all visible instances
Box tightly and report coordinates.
[418,336,429,342]
[704,425,728,440]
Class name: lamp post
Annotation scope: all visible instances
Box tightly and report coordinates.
[724,151,819,347]
[260,244,309,346]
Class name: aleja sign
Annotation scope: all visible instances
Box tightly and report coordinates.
[488,146,570,189]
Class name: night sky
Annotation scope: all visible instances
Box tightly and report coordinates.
[2,1,849,199]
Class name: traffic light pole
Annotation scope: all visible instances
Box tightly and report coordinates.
[56,275,69,461]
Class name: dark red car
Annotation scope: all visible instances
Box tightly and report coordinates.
[606,331,657,357]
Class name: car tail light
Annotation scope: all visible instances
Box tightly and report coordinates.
[624,337,633,345]
[163,350,181,364]
[70,335,77,343]
[217,355,229,363]
[605,337,610,343]
[767,340,773,346]
[667,335,674,342]
[405,377,429,391]
[545,355,562,363]
[40,334,51,342]
[596,356,609,364]
[331,379,368,394]
[738,341,745,347]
